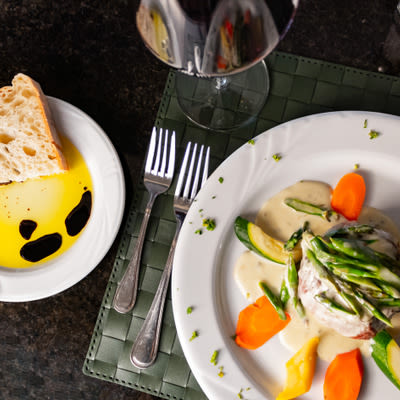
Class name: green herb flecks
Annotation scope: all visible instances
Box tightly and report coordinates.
[218,177,224,183]
[272,153,282,162]
[363,119,368,128]
[248,139,255,145]
[218,366,224,377]
[189,331,199,341]
[194,229,203,235]
[210,350,219,365]
[354,163,360,170]
[203,218,216,231]
[186,306,193,315]
[369,130,379,139]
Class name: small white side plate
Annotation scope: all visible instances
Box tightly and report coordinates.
[0,97,125,302]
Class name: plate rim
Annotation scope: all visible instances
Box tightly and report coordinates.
[0,96,125,302]
[172,110,400,400]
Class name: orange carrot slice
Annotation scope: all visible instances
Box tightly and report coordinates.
[323,348,364,400]
[235,296,291,350]
[331,173,366,220]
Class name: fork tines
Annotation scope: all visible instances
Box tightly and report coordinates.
[145,127,176,179]
[175,142,210,200]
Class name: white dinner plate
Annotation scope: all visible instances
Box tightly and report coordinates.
[172,111,400,400]
[0,97,125,302]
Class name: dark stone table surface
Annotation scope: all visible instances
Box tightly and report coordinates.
[0,1,399,399]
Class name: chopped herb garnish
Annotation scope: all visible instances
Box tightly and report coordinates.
[369,130,379,139]
[199,209,203,213]
[354,163,360,170]
[218,177,224,183]
[186,306,193,315]
[238,388,244,399]
[231,334,237,341]
[210,350,219,365]
[212,195,216,199]
[272,153,282,162]
[189,331,198,341]
[202,218,216,231]
[248,139,255,145]
[218,366,224,378]
[195,229,203,235]
[363,119,368,128]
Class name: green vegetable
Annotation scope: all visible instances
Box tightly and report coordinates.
[284,222,309,251]
[369,130,379,139]
[353,290,392,326]
[259,281,286,320]
[234,216,302,265]
[286,254,305,318]
[195,229,202,235]
[279,279,290,307]
[284,198,337,221]
[302,231,398,324]
[371,330,400,390]
[186,306,193,314]
[203,218,216,231]
[314,293,355,315]
[272,153,282,162]
[210,350,219,365]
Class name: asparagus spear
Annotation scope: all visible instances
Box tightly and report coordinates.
[376,298,400,307]
[284,221,309,251]
[353,290,393,327]
[310,235,400,289]
[306,249,360,314]
[279,279,290,307]
[286,254,305,318]
[259,281,287,320]
[284,198,338,221]
[314,293,356,315]
[325,224,375,238]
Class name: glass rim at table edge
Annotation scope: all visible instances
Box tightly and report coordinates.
[171,110,400,400]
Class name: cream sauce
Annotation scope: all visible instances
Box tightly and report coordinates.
[234,180,400,362]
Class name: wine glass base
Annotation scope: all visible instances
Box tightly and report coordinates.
[175,61,269,131]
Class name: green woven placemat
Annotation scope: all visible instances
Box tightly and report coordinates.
[83,51,400,400]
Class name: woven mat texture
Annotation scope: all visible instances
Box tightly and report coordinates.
[83,51,400,400]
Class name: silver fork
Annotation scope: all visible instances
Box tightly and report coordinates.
[130,142,210,368]
[113,127,176,314]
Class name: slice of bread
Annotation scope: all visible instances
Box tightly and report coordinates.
[0,73,68,183]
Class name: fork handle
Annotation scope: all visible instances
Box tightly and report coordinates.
[113,193,157,314]
[130,216,183,368]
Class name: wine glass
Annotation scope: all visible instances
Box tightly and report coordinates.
[137,0,298,131]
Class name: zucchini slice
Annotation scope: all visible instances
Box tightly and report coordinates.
[371,329,400,390]
[234,216,302,264]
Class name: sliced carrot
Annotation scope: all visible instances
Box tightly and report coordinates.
[331,173,366,220]
[323,348,364,400]
[235,296,290,350]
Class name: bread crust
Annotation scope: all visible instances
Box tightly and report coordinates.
[13,73,68,170]
[0,73,68,183]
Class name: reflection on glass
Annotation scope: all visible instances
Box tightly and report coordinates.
[137,0,296,76]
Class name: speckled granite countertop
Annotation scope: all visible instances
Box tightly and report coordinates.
[0,1,399,399]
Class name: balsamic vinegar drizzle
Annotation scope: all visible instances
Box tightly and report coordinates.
[65,190,92,236]
[19,219,37,240]
[20,233,62,262]
[17,190,92,264]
